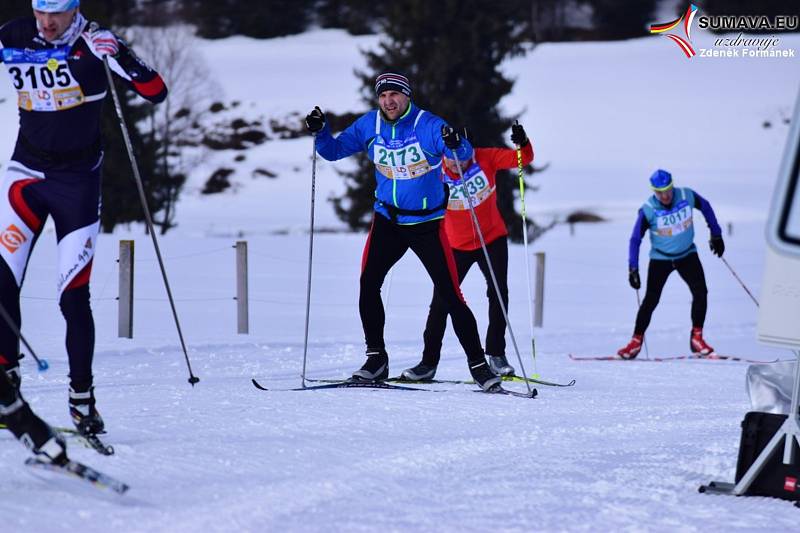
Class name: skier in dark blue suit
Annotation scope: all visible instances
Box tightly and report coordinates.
[305,72,500,390]
[0,0,167,436]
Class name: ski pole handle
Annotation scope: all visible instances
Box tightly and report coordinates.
[516,147,525,218]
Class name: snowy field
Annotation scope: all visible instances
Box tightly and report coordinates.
[0,26,799,532]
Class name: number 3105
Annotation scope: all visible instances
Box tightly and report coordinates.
[9,64,71,90]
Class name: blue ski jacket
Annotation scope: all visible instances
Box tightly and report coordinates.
[314,102,472,225]
[628,187,722,269]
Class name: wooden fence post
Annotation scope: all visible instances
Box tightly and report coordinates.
[118,240,134,338]
[236,241,248,334]
[534,252,545,327]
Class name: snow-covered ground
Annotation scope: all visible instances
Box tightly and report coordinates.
[0,26,799,532]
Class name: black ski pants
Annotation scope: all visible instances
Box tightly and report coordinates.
[359,213,485,365]
[422,236,508,366]
[634,252,708,335]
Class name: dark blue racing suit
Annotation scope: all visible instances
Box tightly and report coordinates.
[0,16,167,392]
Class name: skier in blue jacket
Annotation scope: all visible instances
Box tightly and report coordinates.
[305,72,500,390]
[618,169,724,359]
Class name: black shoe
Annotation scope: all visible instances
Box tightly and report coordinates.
[469,360,501,391]
[69,386,105,436]
[352,351,389,381]
[487,355,515,377]
[401,361,437,381]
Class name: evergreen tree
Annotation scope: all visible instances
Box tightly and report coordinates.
[587,0,657,40]
[80,0,139,26]
[99,76,168,233]
[331,0,532,240]
[181,0,309,39]
[81,2,182,234]
[317,0,388,35]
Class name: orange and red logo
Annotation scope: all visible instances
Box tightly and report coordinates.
[0,224,27,253]
[650,4,699,59]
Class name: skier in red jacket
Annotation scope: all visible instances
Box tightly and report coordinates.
[402,123,534,380]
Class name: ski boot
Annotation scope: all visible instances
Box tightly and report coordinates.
[0,359,22,425]
[69,386,105,436]
[1,389,67,465]
[487,354,515,377]
[352,350,389,381]
[617,334,643,360]
[469,360,501,392]
[4,360,21,391]
[401,361,437,381]
[22,415,68,466]
[690,327,715,355]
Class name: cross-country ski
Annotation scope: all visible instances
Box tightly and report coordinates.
[568,354,781,364]
[251,377,432,393]
[304,374,576,388]
[25,457,129,495]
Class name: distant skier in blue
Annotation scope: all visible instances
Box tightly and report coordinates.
[618,169,725,359]
[304,72,501,390]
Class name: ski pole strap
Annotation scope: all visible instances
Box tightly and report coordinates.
[378,184,449,223]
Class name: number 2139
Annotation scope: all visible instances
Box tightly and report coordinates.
[449,175,487,200]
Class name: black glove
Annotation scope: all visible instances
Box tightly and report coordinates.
[710,235,725,257]
[305,106,325,133]
[511,121,528,146]
[441,125,461,150]
[628,268,641,290]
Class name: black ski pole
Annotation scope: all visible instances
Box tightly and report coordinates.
[0,301,48,371]
[451,146,534,397]
[102,57,199,386]
[300,134,318,389]
[720,256,759,308]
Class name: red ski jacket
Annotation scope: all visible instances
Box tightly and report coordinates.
[442,142,533,251]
